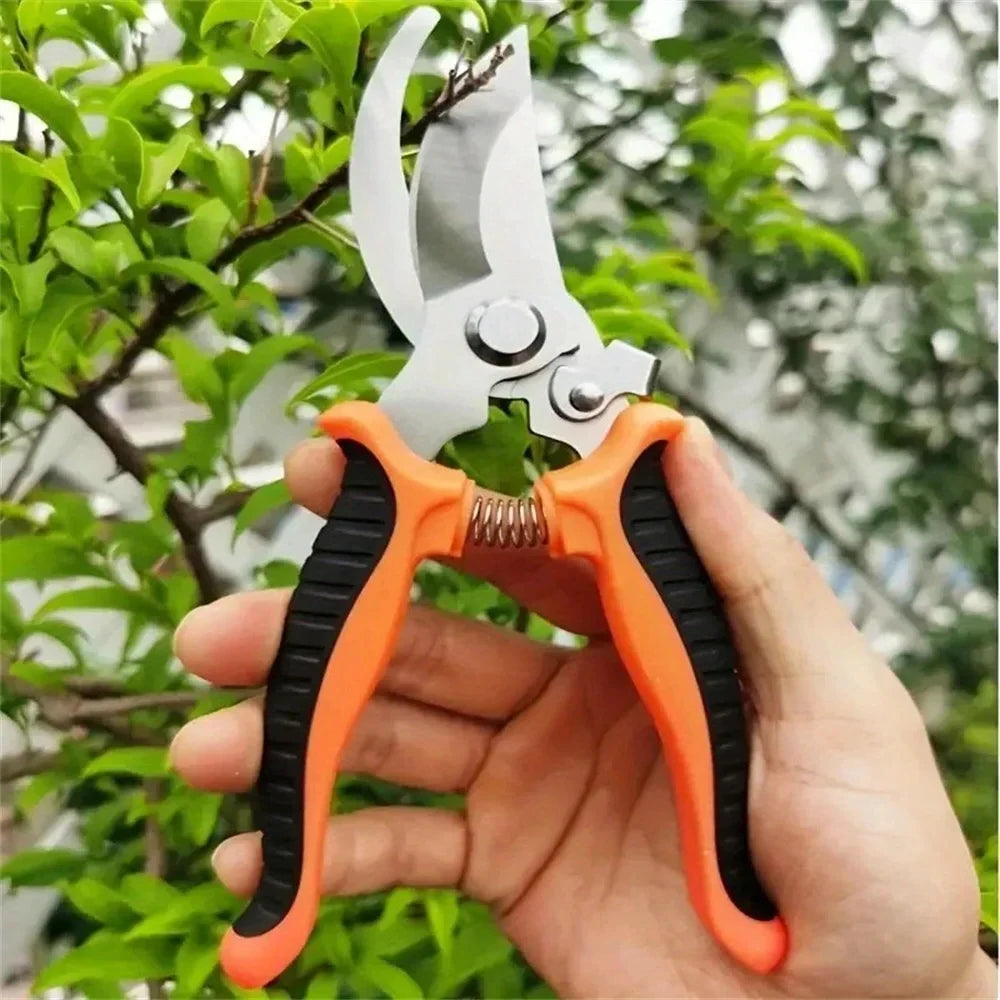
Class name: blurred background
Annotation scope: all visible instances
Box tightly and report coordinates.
[1,0,996,996]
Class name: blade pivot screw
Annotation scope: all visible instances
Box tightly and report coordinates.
[569,382,605,413]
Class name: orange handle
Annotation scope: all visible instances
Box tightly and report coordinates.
[220,403,473,989]
[537,403,788,974]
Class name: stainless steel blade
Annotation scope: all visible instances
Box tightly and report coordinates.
[350,6,438,343]
[410,26,565,301]
[410,29,528,298]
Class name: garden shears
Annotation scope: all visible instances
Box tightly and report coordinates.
[220,9,787,987]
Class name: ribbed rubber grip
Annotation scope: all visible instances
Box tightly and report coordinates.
[620,444,775,921]
[233,442,395,937]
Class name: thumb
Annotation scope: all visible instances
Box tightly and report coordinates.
[664,418,886,720]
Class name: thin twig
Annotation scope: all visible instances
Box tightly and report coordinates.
[201,69,268,133]
[63,395,223,604]
[75,40,518,403]
[1,412,54,501]
[26,130,55,261]
[248,90,287,226]
[193,487,254,527]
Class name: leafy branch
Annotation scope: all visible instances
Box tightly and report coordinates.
[35,40,518,606]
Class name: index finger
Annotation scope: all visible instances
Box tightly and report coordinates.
[284,436,605,636]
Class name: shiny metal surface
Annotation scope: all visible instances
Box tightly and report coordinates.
[350,7,438,343]
[354,8,661,460]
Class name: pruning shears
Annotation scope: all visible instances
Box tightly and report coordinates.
[220,9,787,987]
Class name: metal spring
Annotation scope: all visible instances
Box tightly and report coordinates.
[469,494,548,548]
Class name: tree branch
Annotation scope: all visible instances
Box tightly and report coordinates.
[200,68,269,133]
[76,41,517,403]
[1,412,54,501]
[0,748,61,781]
[143,778,167,1000]
[63,395,223,604]
[193,487,254,527]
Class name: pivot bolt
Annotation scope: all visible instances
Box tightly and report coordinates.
[569,382,605,413]
[465,298,546,368]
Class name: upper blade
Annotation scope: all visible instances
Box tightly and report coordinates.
[411,26,566,301]
[350,7,439,343]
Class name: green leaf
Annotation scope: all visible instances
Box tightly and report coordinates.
[7,659,66,690]
[181,791,223,847]
[255,559,299,588]
[423,889,459,957]
[571,274,643,308]
[348,0,486,29]
[83,747,168,778]
[355,956,424,1000]
[0,847,86,887]
[590,307,689,355]
[0,147,81,211]
[63,878,135,927]
[803,225,868,282]
[162,333,227,413]
[289,7,361,109]
[105,117,144,203]
[681,115,749,159]
[305,972,341,1000]
[447,405,530,496]
[233,479,290,539]
[285,352,406,412]
[176,925,219,997]
[0,536,104,582]
[126,882,236,938]
[200,0,294,35]
[634,253,718,302]
[252,0,299,55]
[377,888,419,930]
[48,228,119,284]
[16,769,64,813]
[34,937,176,991]
[185,197,232,263]
[0,71,87,150]
[17,0,144,39]
[283,136,323,200]
[211,144,252,223]
[1,254,56,315]
[108,62,230,119]
[139,132,193,207]
[119,873,182,915]
[32,584,171,625]
[230,334,315,403]
[431,915,512,994]
[121,258,236,319]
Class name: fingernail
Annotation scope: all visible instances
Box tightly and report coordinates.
[211,840,228,872]
[171,602,212,657]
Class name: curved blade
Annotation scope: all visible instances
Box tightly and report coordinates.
[350,7,439,343]
[411,26,566,300]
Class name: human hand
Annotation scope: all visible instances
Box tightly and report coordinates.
[171,419,994,999]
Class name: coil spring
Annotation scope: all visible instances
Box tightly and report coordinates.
[469,494,548,548]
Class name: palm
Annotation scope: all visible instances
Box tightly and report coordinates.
[464,639,751,998]
[465,631,976,999]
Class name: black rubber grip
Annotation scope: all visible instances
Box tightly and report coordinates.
[620,444,775,920]
[233,442,396,937]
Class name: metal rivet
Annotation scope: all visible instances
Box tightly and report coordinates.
[569,382,605,412]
